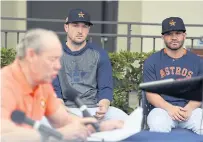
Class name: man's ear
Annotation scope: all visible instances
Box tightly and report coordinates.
[25,48,36,63]
[64,24,69,32]
[183,32,187,39]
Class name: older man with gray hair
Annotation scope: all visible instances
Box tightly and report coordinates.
[1,28,124,142]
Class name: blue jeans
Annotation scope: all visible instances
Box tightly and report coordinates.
[147,108,203,135]
[68,106,128,121]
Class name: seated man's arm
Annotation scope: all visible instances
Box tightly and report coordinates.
[95,50,113,119]
[146,92,173,111]
[52,76,64,102]
[96,50,113,104]
[184,58,203,111]
[184,101,201,111]
[143,59,172,110]
[46,103,82,128]
[181,59,203,118]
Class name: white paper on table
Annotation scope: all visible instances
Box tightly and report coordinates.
[87,107,143,142]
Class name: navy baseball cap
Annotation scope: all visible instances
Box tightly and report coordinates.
[161,17,186,35]
[65,8,93,26]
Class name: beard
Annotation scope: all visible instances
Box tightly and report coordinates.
[72,39,86,46]
[164,40,185,51]
[68,35,86,46]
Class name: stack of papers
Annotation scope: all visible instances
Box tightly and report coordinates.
[87,107,143,141]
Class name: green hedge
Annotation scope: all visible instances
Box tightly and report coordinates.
[1,48,16,68]
[109,51,154,113]
[1,48,154,114]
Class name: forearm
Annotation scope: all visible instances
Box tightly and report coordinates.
[146,92,173,111]
[97,54,113,102]
[184,100,202,111]
[48,105,82,128]
[58,99,81,121]
[97,89,113,102]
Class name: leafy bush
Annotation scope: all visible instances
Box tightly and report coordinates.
[109,51,154,114]
[1,48,16,68]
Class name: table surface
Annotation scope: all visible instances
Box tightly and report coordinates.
[123,129,203,142]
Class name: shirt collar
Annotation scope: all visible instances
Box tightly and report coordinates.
[62,41,93,55]
[163,48,187,57]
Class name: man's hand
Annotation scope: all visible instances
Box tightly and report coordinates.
[179,100,201,121]
[95,99,110,120]
[179,108,193,121]
[166,105,187,122]
[99,120,124,131]
[60,117,97,141]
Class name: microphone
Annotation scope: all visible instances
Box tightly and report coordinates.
[11,110,64,141]
[139,76,203,101]
[64,88,100,132]
[139,78,175,89]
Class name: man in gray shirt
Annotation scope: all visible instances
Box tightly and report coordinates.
[53,8,128,121]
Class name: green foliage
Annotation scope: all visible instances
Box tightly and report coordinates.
[109,51,154,114]
[1,48,16,68]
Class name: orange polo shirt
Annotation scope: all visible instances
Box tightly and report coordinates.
[1,59,61,122]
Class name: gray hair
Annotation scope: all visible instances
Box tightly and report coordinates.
[16,28,59,59]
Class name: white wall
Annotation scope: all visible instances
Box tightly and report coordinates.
[117,1,203,52]
[141,1,203,52]
[1,1,27,48]
[117,1,142,52]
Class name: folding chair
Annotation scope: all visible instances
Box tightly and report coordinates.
[141,91,153,130]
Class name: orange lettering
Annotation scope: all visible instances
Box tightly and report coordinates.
[181,68,188,76]
[165,67,170,75]
[160,69,166,78]
[175,67,181,75]
[186,71,193,78]
[169,66,175,75]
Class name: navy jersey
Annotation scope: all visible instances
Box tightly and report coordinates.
[143,48,203,107]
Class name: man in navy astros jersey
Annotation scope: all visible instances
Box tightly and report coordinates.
[52,8,128,121]
[143,17,203,134]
